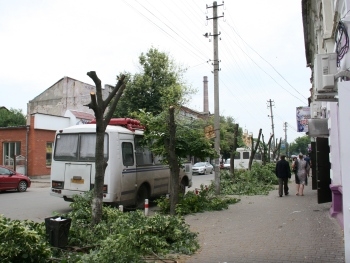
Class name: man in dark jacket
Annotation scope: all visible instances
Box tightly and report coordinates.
[275,155,291,197]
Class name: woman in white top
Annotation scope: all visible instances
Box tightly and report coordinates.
[292,153,310,196]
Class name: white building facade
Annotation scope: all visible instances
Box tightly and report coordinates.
[302,0,350,258]
[27,76,109,125]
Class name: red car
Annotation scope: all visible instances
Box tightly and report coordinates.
[0,165,31,192]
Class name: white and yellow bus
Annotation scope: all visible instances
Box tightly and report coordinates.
[50,118,192,208]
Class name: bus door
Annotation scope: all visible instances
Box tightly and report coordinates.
[55,133,97,193]
[241,151,250,169]
[120,140,137,203]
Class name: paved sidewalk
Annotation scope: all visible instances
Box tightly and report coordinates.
[30,176,51,188]
[184,182,345,263]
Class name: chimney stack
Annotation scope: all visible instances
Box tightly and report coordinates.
[203,76,209,112]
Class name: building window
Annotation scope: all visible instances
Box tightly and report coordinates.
[46,142,53,166]
[3,142,21,166]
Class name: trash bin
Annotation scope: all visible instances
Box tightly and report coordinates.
[45,216,71,247]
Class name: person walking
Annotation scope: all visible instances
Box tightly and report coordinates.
[292,156,300,195]
[275,155,291,197]
[292,153,310,196]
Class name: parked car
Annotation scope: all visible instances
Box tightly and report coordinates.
[0,165,31,192]
[192,162,213,175]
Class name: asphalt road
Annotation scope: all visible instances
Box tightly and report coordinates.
[190,172,214,191]
[0,185,71,222]
[1,173,214,222]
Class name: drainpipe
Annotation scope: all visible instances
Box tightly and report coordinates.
[26,125,29,176]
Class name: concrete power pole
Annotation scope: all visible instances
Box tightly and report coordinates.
[206,1,224,195]
[283,122,288,156]
[267,99,275,151]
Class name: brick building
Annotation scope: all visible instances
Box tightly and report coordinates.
[0,112,94,178]
[1,76,210,178]
[0,76,100,178]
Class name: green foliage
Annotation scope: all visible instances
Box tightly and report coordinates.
[0,190,199,263]
[114,47,193,117]
[156,185,240,215]
[0,215,51,263]
[176,117,217,160]
[113,47,216,163]
[135,109,216,163]
[0,108,26,127]
[220,116,244,160]
[219,162,277,196]
[55,192,199,262]
[288,135,311,155]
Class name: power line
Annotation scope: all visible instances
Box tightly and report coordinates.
[225,21,308,101]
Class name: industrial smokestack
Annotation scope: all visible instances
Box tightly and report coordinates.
[203,76,209,112]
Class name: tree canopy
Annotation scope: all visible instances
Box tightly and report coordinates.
[0,108,26,127]
[220,116,243,160]
[113,47,216,162]
[136,110,216,163]
[288,135,311,155]
[114,48,192,117]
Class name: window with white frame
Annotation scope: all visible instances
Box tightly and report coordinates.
[3,142,21,166]
[46,142,53,166]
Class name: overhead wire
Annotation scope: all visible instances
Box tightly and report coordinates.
[140,0,209,57]
[225,21,308,101]
[124,0,207,63]
[217,9,302,139]
[335,20,349,67]
[219,28,306,104]
[121,0,305,140]
[219,25,278,102]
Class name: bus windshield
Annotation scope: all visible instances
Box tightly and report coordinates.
[54,133,108,161]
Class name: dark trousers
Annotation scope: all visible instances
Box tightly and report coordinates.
[278,177,289,196]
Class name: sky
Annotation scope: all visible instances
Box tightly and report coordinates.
[0,0,310,143]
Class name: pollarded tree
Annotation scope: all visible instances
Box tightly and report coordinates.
[0,108,26,127]
[85,71,127,225]
[220,116,243,161]
[114,47,217,214]
[136,108,216,215]
[248,129,262,170]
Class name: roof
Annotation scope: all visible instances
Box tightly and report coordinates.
[70,110,95,120]
[0,125,27,130]
[180,105,212,119]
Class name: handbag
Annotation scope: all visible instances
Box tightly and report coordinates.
[292,160,298,172]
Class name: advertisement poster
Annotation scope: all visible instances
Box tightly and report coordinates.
[296,106,310,132]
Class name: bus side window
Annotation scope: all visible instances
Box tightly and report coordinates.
[243,152,250,159]
[234,152,240,159]
[134,135,153,166]
[122,142,134,166]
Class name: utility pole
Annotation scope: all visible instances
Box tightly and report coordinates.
[205,1,224,195]
[267,99,275,151]
[283,122,288,156]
